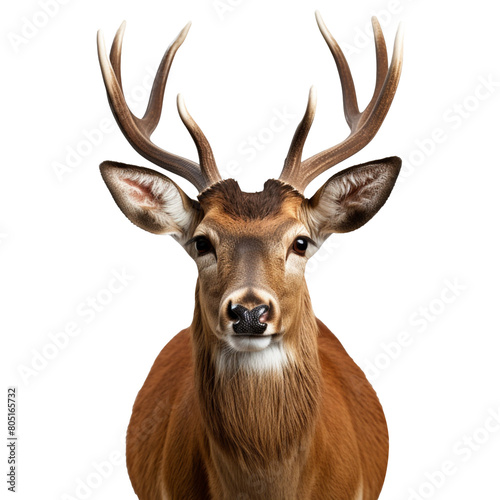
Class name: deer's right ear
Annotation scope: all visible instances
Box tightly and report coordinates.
[100,161,200,237]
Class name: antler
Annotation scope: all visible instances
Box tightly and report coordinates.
[280,12,404,193]
[97,22,221,192]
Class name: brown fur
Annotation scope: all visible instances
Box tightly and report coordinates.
[198,179,303,221]
[126,315,388,499]
[123,178,389,499]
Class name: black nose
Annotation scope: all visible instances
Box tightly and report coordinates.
[229,303,269,334]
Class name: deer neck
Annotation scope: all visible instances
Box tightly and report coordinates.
[191,280,322,498]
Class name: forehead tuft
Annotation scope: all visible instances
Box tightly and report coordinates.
[198,179,304,220]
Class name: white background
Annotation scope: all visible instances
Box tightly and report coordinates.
[2,0,499,498]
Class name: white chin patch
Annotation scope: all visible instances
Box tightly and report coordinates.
[227,335,273,352]
[217,337,291,374]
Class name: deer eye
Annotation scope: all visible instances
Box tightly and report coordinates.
[194,236,213,256]
[292,237,309,256]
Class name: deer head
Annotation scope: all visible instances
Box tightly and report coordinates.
[97,12,403,365]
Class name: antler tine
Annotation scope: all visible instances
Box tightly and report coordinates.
[315,11,360,128]
[358,17,389,129]
[279,12,403,193]
[280,87,317,184]
[141,22,191,135]
[97,23,221,192]
[110,21,126,90]
[177,94,222,187]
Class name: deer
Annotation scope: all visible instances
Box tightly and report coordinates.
[97,11,403,500]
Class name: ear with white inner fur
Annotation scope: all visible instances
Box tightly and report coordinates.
[100,161,200,237]
[305,157,401,239]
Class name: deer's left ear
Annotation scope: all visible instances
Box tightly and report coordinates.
[304,157,401,239]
